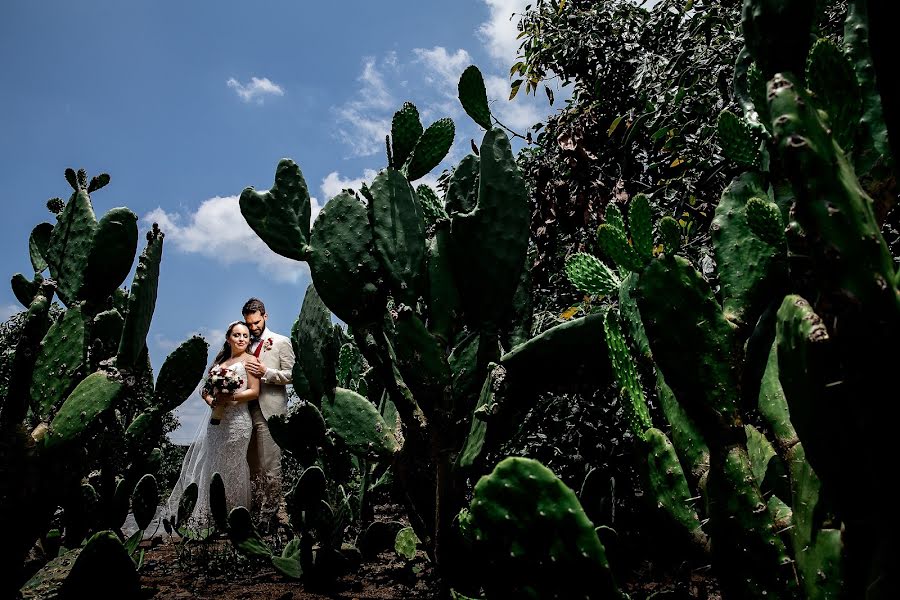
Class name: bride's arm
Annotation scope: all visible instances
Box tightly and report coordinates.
[232,370,260,403]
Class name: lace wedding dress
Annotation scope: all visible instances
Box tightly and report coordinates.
[165,361,252,529]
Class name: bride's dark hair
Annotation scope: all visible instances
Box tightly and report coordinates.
[213,320,249,365]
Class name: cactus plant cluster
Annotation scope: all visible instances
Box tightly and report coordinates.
[539,0,899,596]
[239,65,546,587]
[2,169,209,596]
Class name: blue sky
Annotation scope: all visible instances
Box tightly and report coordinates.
[0,0,558,443]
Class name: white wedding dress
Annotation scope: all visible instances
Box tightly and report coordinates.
[165,361,253,530]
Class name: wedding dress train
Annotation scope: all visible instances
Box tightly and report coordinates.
[165,361,252,529]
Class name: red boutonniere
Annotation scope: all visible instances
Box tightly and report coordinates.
[263,337,274,352]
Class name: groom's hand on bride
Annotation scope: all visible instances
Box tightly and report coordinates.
[245,356,266,378]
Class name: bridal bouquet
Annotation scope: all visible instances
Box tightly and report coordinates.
[203,366,244,425]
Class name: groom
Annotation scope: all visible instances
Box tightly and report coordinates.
[241,297,295,530]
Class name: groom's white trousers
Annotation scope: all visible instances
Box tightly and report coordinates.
[247,400,282,524]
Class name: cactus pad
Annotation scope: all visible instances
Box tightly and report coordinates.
[11,272,43,307]
[46,371,123,450]
[603,309,652,436]
[132,473,158,531]
[117,224,163,369]
[642,428,706,549]
[82,207,138,304]
[228,506,272,558]
[239,158,312,261]
[415,184,447,229]
[322,387,399,457]
[597,223,644,272]
[717,109,761,169]
[29,222,53,273]
[745,197,785,247]
[468,457,622,599]
[369,168,426,302]
[628,194,653,260]
[390,102,423,169]
[210,472,228,531]
[458,65,492,130]
[445,154,480,216]
[45,191,98,306]
[309,191,385,326]
[806,38,861,150]
[404,117,455,181]
[565,252,620,296]
[154,335,208,412]
[711,172,783,327]
[31,304,86,420]
[450,128,529,329]
[293,283,338,404]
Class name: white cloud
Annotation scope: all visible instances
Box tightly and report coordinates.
[479,0,530,66]
[334,57,395,157]
[144,195,306,284]
[226,76,285,104]
[414,47,472,89]
[320,169,379,200]
[1,303,20,321]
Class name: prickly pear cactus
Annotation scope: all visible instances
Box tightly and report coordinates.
[239,158,312,261]
[467,457,624,600]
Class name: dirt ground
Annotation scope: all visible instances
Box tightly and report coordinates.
[139,539,436,599]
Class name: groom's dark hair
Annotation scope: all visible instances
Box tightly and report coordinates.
[242,297,266,316]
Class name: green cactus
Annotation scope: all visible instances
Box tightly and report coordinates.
[843,0,892,176]
[415,183,448,228]
[309,191,385,326]
[82,207,139,304]
[321,387,399,458]
[44,190,97,306]
[450,128,529,330]
[369,168,426,303]
[209,472,228,531]
[132,473,158,531]
[711,172,784,328]
[565,252,620,296]
[596,223,644,273]
[117,224,163,369]
[602,310,651,436]
[228,506,271,558]
[239,158,312,261]
[806,38,861,151]
[642,428,707,550]
[28,222,53,273]
[404,117,454,181]
[741,0,817,77]
[458,65,492,130]
[444,154,479,216]
[628,194,653,261]
[658,216,681,255]
[30,305,87,420]
[10,272,43,307]
[45,371,123,451]
[603,202,626,234]
[153,336,209,412]
[745,197,785,247]
[390,102,424,169]
[467,457,624,600]
[292,283,338,404]
[425,221,460,342]
[716,109,761,168]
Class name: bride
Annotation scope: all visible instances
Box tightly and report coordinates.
[166,321,261,529]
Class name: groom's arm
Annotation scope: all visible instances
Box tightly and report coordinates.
[260,336,295,386]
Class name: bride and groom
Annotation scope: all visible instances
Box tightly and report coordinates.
[166,298,295,532]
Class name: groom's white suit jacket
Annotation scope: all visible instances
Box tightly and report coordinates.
[252,327,295,420]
